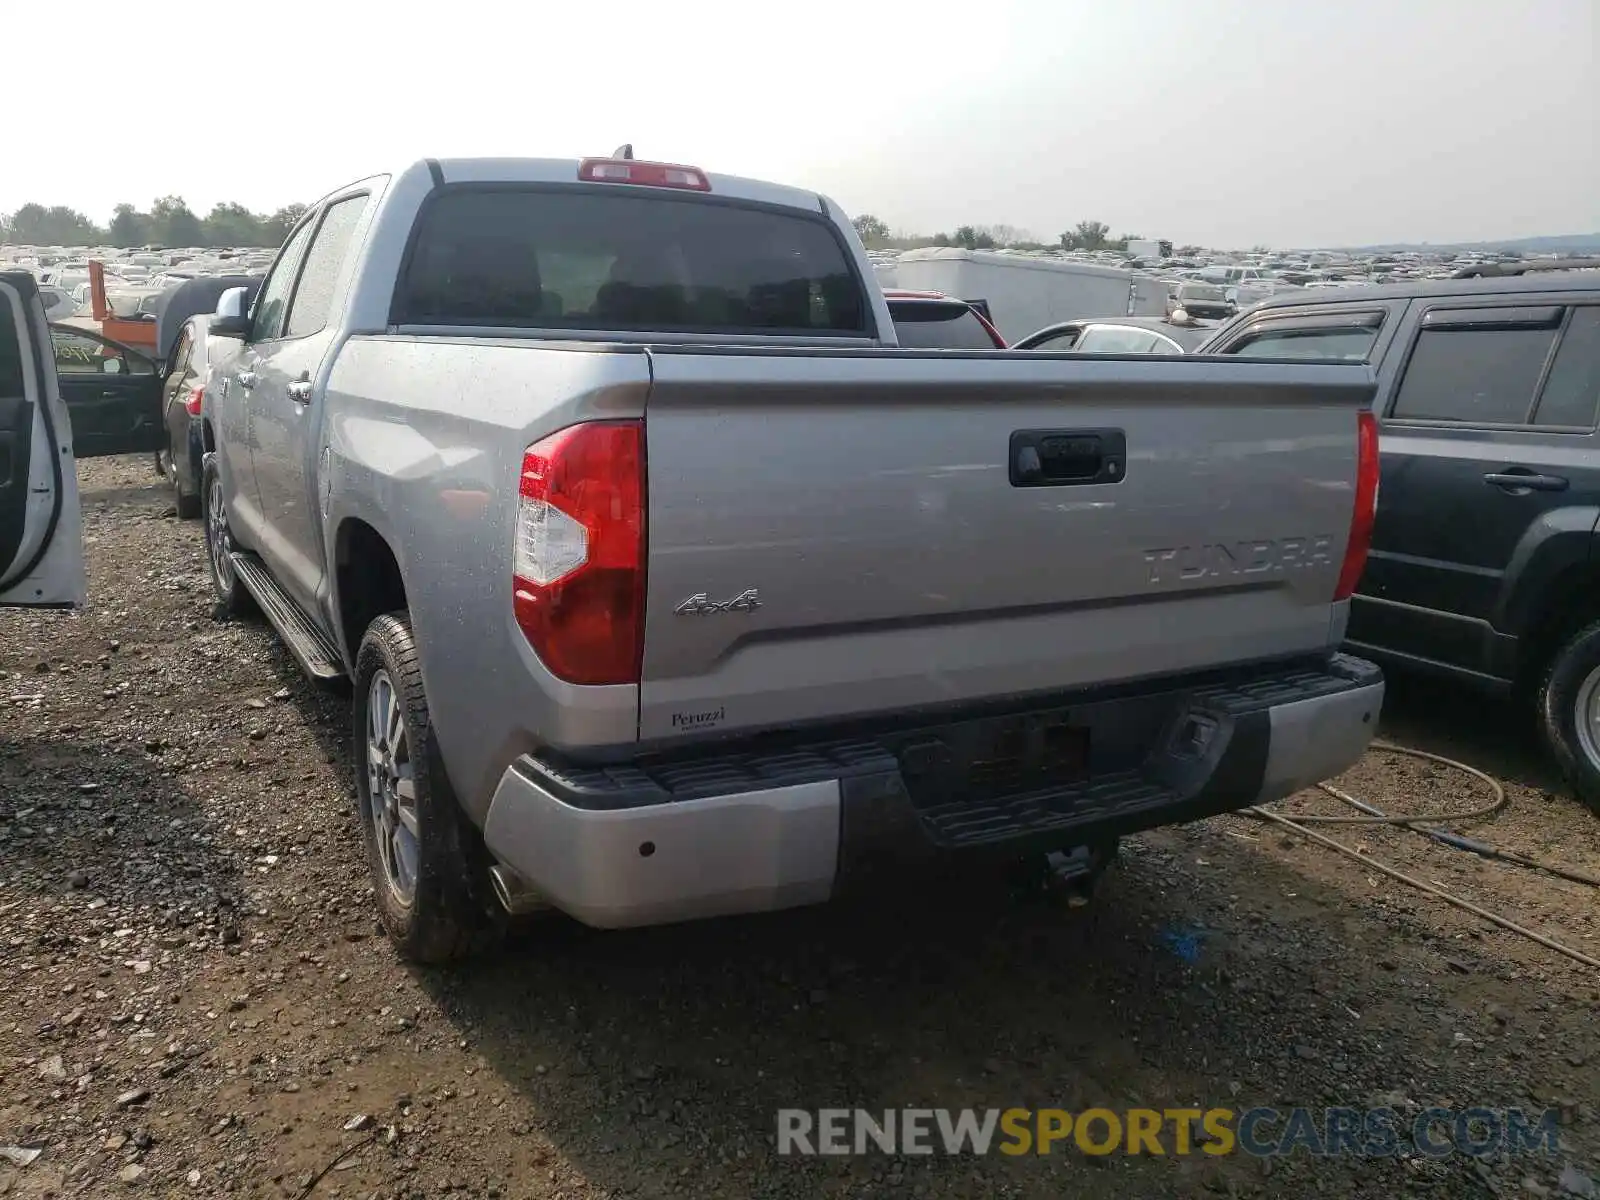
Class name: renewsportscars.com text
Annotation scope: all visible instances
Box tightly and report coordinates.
[777,1106,1562,1158]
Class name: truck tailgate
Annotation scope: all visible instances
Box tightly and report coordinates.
[640,350,1374,742]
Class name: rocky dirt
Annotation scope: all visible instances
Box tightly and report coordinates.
[1,456,1597,1199]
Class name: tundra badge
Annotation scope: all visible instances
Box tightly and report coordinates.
[675,588,762,616]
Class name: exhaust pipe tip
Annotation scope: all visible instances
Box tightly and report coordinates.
[489,864,548,916]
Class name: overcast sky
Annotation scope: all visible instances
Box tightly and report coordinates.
[6,0,1595,247]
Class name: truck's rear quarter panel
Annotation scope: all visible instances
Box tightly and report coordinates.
[641,351,1374,743]
[323,335,652,814]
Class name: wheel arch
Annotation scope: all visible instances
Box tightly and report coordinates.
[1496,521,1600,688]
[333,516,408,672]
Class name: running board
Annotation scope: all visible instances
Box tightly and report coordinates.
[229,552,346,681]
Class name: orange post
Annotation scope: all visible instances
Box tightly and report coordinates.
[89,260,109,321]
[84,258,160,357]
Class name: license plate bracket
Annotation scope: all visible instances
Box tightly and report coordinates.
[887,708,1090,808]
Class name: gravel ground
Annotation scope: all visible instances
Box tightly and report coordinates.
[1,455,1597,1200]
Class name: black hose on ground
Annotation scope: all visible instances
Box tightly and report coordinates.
[1242,742,1600,970]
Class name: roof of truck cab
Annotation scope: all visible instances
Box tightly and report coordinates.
[1242,271,1600,312]
[422,157,827,213]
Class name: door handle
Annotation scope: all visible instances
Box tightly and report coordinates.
[237,371,258,390]
[1484,470,1568,493]
[286,380,313,404]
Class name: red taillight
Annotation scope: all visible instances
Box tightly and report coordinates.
[1334,410,1379,601]
[512,421,645,685]
[577,158,711,192]
[184,385,205,417]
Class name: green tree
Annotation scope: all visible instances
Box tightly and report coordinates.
[150,196,203,247]
[261,203,309,247]
[202,202,264,248]
[851,214,890,248]
[985,224,1032,248]
[1075,220,1112,251]
[108,204,148,247]
[951,225,995,250]
[6,203,103,245]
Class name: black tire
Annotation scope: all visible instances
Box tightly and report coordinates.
[152,450,166,478]
[353,612,504,963]
[200,456,256,618]
[1537,618,1600,815]
[168,444,200,519]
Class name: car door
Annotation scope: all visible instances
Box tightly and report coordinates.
[161,323,195,458]
[218,215,318,557]
[46,324,165,458]
[1,273,85,607]
[244,191,369,614]
[1353,299,1600,678]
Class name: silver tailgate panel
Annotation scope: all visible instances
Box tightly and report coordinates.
[640,351,1374,743]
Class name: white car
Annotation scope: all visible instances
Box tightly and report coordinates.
[35,285,78,321]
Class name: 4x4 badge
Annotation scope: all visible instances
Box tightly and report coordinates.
[675,588,761,616]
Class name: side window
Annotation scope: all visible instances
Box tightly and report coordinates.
[50,329,154,376]
[168,328,192,378]
[1533,306,1600,429]
[1390,308,1562,424]
[284,195,368,339]
[1227,325,1380,361]
[250,217,317,343]
[0,293,24,397]
[1076,326,1161,354]
[1026,330,1081,352]
[52,328,118,374]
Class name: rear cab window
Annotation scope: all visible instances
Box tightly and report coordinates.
[888,299,1002,348]
[392,187,869,336]
[1388,303,1599,430]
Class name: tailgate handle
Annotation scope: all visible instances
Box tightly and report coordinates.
[1010,428,1126,487]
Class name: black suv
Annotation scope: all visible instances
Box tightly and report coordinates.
[1201,267,1600,811]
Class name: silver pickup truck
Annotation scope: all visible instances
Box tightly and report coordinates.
[13,155,1389,962]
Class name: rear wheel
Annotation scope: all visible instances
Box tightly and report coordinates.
[1537,618,1600,815]
[162,443,200,519]
[201,456,256,618]
[354,612,504,963]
